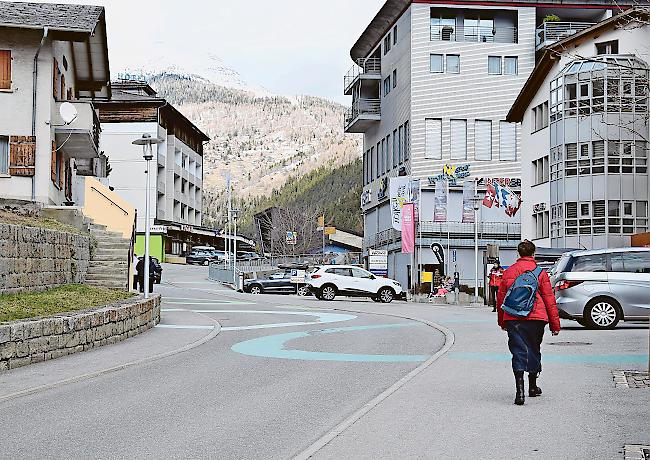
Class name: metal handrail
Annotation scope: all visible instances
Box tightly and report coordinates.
[344,58,382,91]
[536,22,595,47]
[430,25,518,43]
[90,186,129,216]
[344,98,381,127]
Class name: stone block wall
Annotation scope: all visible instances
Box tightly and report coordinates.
[0,295,161,371]
[0,223,91,294]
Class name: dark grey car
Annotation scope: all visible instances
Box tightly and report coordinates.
[553,248,650,329]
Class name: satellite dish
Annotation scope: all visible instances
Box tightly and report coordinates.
[59,102,78,124]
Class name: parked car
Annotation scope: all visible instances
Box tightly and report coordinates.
[553,247,650,329]
[307,265,402,303]
[243,270,310,296]
[186,249,217,266]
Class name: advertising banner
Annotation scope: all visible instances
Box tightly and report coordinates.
[483,182,522,217]
[401,203,415,254]
[368,249,388,277]
[433,180,447,222]
[390,177,411,230]
[462,180,475,223]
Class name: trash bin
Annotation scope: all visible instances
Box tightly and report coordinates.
[237,272,244,292]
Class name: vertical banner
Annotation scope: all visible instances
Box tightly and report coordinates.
[390,177,411,230]
[462,180,475,223]
[401,203,415,254]
[433,181,447,222]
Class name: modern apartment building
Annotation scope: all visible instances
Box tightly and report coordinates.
[94,80,212,260]
[346,0,635,290]
[0,2,110,205]
[508,9,650,250]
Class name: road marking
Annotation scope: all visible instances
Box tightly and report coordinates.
[449,352,647,364]
[164,301,255,306]
[155,324,215,330]
[231,323,430,362]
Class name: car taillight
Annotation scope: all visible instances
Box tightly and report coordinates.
[555,280,583,291]
[311,274,321,279]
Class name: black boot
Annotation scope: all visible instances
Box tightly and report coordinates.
[529,373,542,397]
[514,372,525,405]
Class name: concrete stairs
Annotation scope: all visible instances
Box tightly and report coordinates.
[85,223,131,290]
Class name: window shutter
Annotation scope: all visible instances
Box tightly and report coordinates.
[53,58,59,99]
[58,153,64,189]
[51,141,57,183]
[0,50,11,90]
[499,121,517,161]
[475,120,492,160]
[450,119,467,160]
[9,135,35,176]
[425,119,442,160]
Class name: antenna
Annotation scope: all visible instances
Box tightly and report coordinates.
[59,102,78,125]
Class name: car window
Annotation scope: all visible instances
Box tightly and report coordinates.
[569,254,608,272]
[610,252,650,273]
[352,268,373,279]
[329,268,353,277]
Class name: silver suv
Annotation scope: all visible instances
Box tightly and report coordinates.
[553,247,650,329]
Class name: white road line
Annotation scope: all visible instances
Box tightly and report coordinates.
[155,324,215,330]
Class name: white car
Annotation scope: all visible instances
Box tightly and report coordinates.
[306,265,402,303]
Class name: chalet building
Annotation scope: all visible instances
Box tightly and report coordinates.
[0,2,110,205]
[94,80,215,260]
[507,9,650,250]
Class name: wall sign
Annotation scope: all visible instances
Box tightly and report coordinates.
[533,203,547,213]
[428,163,471,186]
[377,177,389,201]
[361,188,372,207]
[478,177,521,189]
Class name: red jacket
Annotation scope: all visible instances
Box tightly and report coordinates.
[496,257,561,332]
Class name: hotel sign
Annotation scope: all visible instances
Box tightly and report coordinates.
[478,177,521,189]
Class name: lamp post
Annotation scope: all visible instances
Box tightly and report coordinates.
[132,133,163,299]
[470,180,481,304]
[232,208,239,287]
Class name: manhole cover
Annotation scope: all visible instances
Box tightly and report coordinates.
[548,342,592,346]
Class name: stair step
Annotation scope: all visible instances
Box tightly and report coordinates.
[86,273,129,281]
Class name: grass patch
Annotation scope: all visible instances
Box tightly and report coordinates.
[0,284,135,324]
[0,210,85,236]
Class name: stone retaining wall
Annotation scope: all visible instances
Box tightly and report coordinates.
[0,295,161,371]
[0,223,91,294]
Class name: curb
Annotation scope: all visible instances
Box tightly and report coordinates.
[0,310,222,404]
[292,307,456,460]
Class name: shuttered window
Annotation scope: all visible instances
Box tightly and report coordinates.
[53,58,59,99]
[425,119,442,159]
[0,50,11,90]
[474,120,492,160]
[0,136,8,174]
[9,136,36,176]
[499,121,516,161]
[450,119,467,160]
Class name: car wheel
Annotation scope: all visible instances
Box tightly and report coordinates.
[320,285,337,301]
[371,296,381,302]
[378,287,395,303]
[297,286,309,297]
[249,285,263,295]
[584,298,620,330]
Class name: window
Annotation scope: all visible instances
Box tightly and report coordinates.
[363,150,369,185]
[430,54,443,73]
[392,69,397,89]
[533,211,549,239]
[532,155,549,185]
[570,254,608,272]
[532,101,549,132]
[611,252,650,274]
[381,138,386,174]
[370,146,375,180]
[450,119,467,160]
[352,267,374,278]
[383,76,391,96]
[504,57,518,75]
[474,120,492,161]
[386,134,391,172]
[446,54,460,74]
[499,121,516,161]
[398,126,403,163]
[328,267,353,277]
[404,121,410,161]
[596,40,618,55]
[430,14,457,41]
[425,118,442,160]
[384,33,391,55]
[0,50,11,90]
[488,56,502,75]
[376,142,381,178]
[393,25,398,45]
[392,130,398,167]
[0,136,8,174]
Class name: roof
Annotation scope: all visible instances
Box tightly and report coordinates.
[350,0,646,61]
[0,1,103,32]
[506,7,650,122]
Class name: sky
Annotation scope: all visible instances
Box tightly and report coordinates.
[33,0,386,103]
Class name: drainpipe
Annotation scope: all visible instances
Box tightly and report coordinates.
[31,27,49,201]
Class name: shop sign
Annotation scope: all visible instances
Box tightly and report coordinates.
[478,177,521,189]
[533,203,547,213]
[181,225,193,232]
[361,188,372,207]
[286,231,297,245]
[150,225,167,234]
[428,163,471,186]
[368,249,388,277]
[377,177,389,201]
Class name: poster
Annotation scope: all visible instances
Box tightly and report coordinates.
[369,249,388,277]
[433,180,447,222]
[462,180,475,223]
[401,203,415,254]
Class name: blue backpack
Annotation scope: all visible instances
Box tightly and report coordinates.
[501,267,543,318]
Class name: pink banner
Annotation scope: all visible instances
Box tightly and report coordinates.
[401,203,415,254]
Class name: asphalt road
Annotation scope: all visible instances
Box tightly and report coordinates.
[0,264,446,459]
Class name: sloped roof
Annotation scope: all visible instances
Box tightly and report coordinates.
[0,1,104,32]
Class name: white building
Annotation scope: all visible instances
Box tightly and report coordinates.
[0,2,110,205]
[345,0,634,290]
[95,81,211,259]
[508,8,650,250]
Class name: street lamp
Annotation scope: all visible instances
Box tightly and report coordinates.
[232,208,239,287]
[470,182,482,305]
[132,133,163,299]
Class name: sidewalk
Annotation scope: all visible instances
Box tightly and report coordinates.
[309,304,649,459]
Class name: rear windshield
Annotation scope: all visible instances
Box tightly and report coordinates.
[567,253,608,272]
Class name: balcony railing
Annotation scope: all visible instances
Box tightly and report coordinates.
[344,98,381,132]
[344,57,381,94]
[430,25,518,44]
[536,22,595,50]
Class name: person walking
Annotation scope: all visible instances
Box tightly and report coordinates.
[135,256,155,294]
[496,240,560,406]
[488,260,504,312]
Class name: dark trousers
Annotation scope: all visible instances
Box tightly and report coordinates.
[506,320,546,375]
[137,275,154,293]
[490,286,499,308]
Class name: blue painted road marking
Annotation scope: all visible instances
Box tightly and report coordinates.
[231,323,431,362]
[449,352,647,364]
